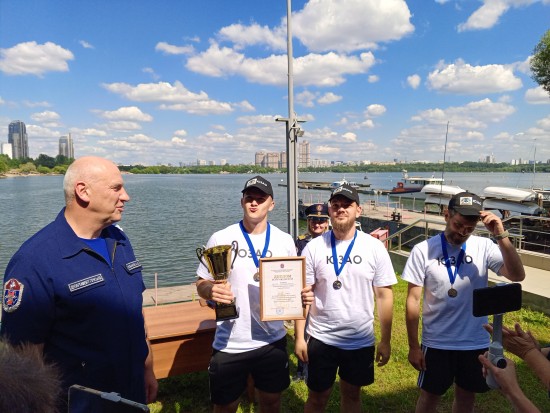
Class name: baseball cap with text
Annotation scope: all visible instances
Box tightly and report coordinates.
[328,183,360,205]
[241,175,274,198]
[448,192,483,216]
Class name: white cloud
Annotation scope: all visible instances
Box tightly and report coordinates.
[102,81,236,115]
[186,43,376,87]
[31,111,61,122]
[365,104,386,117]
[173,129,188,137]
[296,91,317,108]
[79,40,94,49]
[525,86,550,104]
[105,121,142,131]
[368,75,379,83]
[342,132,357,142]
[0,41,74,76]
[218,23,286,51]
[293,0,414,53]
[407,74,421,89]
[318,92,342,105]
[458,0,545,32]
[143,67,161,80]
[23,100,51,108]
[99,106,153,122]
[155,42,194,55]
[427,59,522,94]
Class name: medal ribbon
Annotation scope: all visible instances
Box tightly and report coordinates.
[331,229,357,279]
[239,220,271,268]
[440,233,466,287]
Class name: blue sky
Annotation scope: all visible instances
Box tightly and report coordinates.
[0,0,548,166]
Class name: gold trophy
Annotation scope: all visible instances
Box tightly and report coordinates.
[196,241,239,321]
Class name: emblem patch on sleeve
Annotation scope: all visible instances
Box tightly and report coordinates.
[3,278,24,313]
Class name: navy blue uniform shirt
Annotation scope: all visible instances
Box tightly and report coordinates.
[1,209,148,405]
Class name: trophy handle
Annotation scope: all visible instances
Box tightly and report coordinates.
[196,247,208,269]
[231,241,238,269]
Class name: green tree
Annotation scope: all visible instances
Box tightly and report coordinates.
[0,155,9,173]
[19,162,37,174]
[35,154,56,169]
[531,29,550,94]
[37,166,51,174]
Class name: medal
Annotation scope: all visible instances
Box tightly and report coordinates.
[440,234,466,300]
[240,220,270,284]
[330,230,357,292]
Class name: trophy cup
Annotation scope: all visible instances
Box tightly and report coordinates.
[196,241,239,321]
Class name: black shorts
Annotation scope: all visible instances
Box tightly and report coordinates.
[417,345,490,396]
[208,337,290,405]
[306,336,375,393]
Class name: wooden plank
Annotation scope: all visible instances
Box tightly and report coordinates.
[144,301,216,378]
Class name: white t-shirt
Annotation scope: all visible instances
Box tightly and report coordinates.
[303,230,397,350]
[197,222,296,353]
[401,234,504,350]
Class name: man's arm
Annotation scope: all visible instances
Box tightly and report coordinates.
[196,278,234,304]
[405,283,425,371]
[478,354,541,413]
[374,285,393,367]
[294,284,313,363]
[479,211,525,282]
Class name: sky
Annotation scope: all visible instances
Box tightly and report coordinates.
[0,0,549,166]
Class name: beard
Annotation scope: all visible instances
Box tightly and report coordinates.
[331,216,356,234]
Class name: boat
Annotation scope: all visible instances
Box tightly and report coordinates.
[329,178,359,189]
[482,199,544,216]
[421,184,466,196]
[483,187,540,202]
[382,170,445,199]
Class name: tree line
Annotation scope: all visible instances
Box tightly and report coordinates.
[2,154,549,176]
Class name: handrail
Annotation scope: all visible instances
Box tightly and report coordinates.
[384,215,548,254]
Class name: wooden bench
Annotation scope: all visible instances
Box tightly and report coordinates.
[143,301,216,379]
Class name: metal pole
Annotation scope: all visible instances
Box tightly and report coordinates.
[286,0,298,238]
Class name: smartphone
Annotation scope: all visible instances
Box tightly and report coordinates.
[472,283,522,317]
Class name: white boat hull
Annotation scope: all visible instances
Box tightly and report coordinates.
[483,199,543,216]
[421,184,465,196]
[483,186,539,202]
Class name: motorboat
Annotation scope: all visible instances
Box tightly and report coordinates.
[482,198,544,216]
[382,170,445,199]
[421,184,465,196]
[330,178,359,189]
[483,187,540,202]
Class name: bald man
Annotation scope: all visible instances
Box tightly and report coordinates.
[1,156,157,412]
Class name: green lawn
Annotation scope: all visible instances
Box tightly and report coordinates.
[148,279,550,412]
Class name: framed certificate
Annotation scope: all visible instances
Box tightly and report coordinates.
[259,256,306,321]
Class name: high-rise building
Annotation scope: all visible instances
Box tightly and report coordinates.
[1,143,13,159]
[8,120,29,159]
[298,140,311,168]
[58,134,74,159]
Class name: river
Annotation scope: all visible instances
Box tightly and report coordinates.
[1,171,547,287]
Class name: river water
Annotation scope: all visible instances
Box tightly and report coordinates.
[1,171,547,287]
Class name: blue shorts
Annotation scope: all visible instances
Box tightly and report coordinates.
[208,337,290,405]
[306,336,375,392]
[418,345,490,395]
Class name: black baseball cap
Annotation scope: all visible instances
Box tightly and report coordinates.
[241,175,274,198]
[328,183,360,204]
[448,192,483,216]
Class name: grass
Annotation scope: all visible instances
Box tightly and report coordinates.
[148,279,550,412]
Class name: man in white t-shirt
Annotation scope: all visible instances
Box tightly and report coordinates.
[196,175,296,413]
[402,191,525,413]
[295,183,396,413]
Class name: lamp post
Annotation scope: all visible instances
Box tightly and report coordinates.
[276,0,305,239]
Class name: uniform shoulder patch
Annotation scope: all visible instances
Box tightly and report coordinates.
[3,278,25,313]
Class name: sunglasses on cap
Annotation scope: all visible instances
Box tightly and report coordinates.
[310,217,328,223]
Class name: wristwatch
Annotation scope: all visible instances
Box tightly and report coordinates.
[494,230,510,240]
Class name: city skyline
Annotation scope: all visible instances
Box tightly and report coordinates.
[0,1,549,166]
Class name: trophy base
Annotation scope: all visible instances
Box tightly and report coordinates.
[215,304,239,321]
